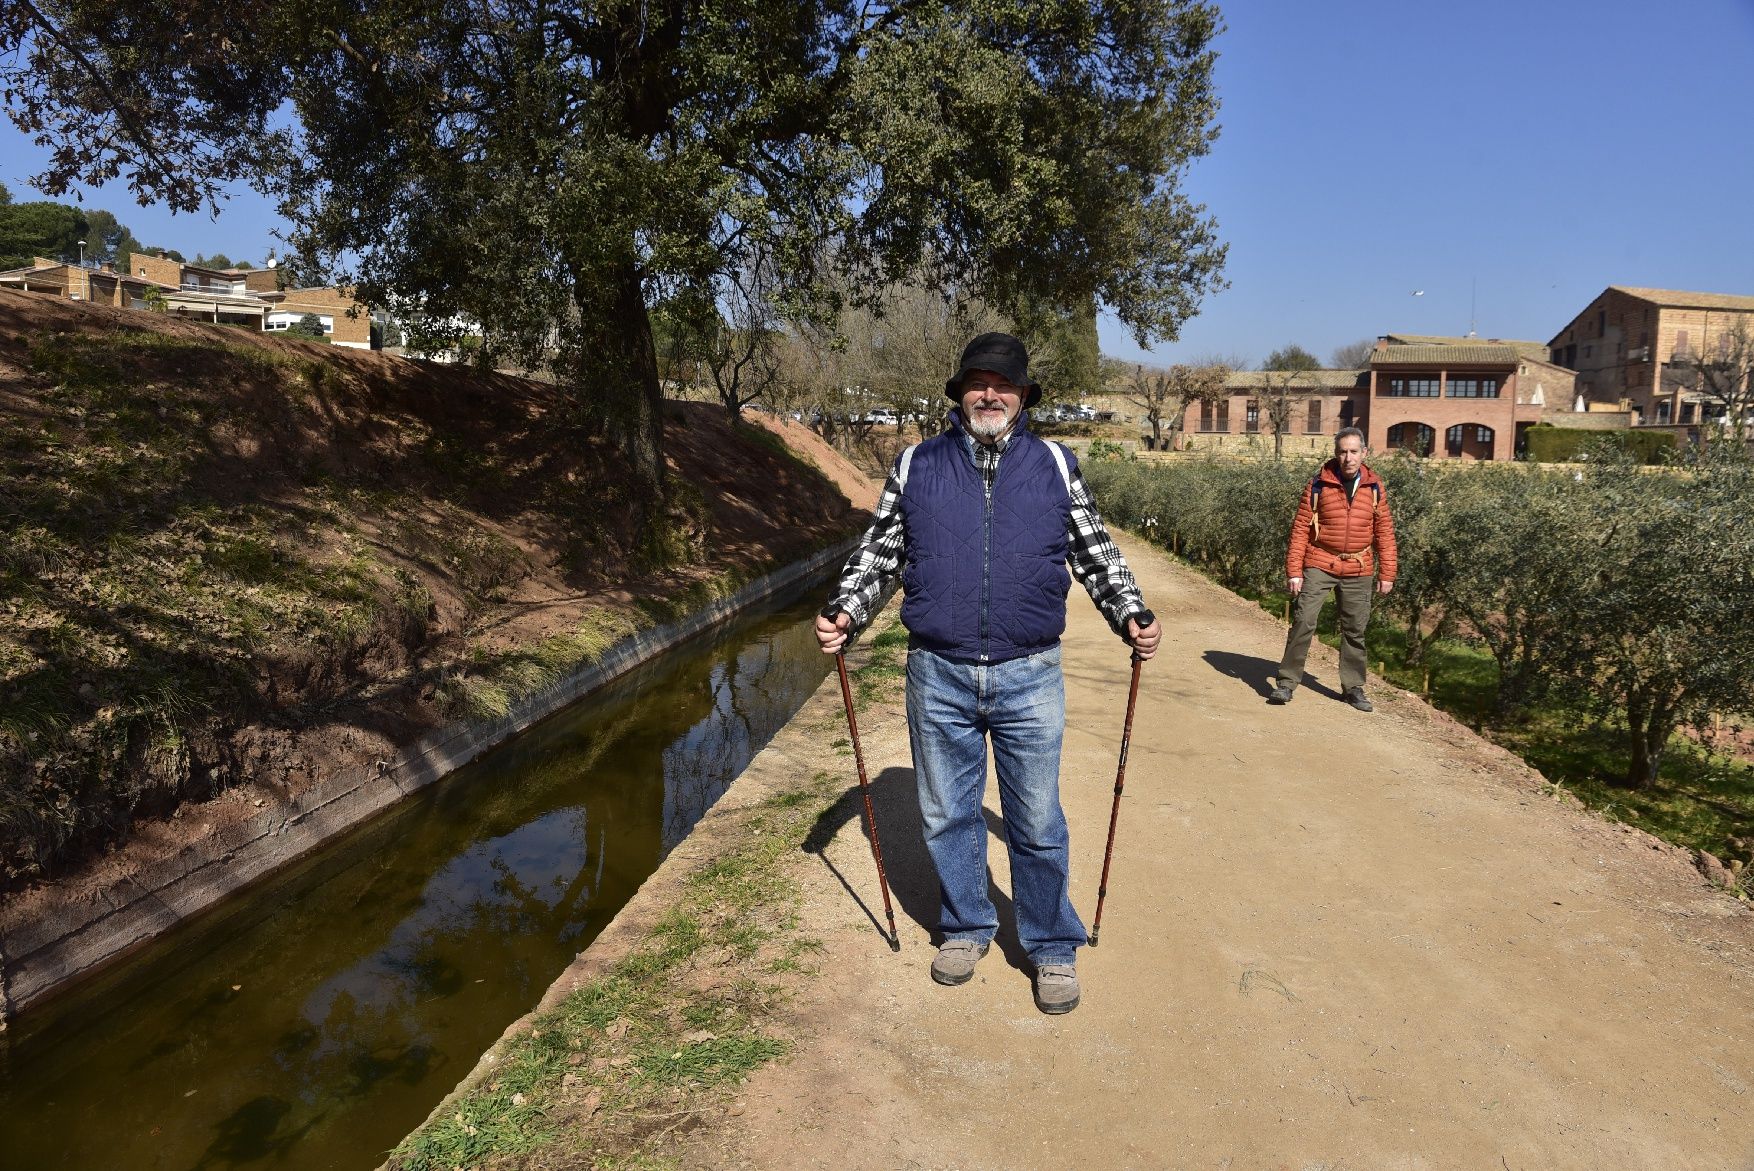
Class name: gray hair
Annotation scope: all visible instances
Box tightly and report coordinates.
[1335,426,1366,448]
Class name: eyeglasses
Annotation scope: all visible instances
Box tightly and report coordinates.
[962,379,1021,396]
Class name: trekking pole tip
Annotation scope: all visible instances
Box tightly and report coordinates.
[1088,927,1101,947]
[888,935,902,953]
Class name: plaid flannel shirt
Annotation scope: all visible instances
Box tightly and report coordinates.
[829,424,1146,643]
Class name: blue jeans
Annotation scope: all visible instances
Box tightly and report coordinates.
[906,644,1086,966]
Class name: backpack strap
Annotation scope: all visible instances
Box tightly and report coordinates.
[895,443,919,492]
[1046,440,1073,497]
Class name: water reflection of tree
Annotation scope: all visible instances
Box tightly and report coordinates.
[661,622,822,846]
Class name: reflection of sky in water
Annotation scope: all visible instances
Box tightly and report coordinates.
[0,596,828,1171]
[301,806,599,1031]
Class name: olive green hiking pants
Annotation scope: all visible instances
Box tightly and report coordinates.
[1276,566,1375,693]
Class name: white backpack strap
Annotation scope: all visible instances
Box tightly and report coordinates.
[1047,440,1073,496]
[895,443,919,492]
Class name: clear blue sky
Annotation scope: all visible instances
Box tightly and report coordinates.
[1100,0,1754,368]
[5,0,1752,366]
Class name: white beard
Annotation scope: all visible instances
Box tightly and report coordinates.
[965,407,1016,442]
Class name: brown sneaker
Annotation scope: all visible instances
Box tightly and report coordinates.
[930,939,989,986]
[1033,962,1080,1014]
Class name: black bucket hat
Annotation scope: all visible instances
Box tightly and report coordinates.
[944,332,1043,408]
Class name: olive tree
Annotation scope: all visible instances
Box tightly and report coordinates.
[1371,456,1458,678]
[1563,452,1754,788]
[1441,464,1597,719]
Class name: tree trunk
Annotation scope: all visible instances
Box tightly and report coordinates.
[573,258,666,513]
[1622,687,1675,790]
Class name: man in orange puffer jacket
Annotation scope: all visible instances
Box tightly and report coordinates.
[1269,427,1397,711]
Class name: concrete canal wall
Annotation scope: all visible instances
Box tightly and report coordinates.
[0,542,852,1022]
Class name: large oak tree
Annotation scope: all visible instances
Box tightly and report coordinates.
[4,0,1228,513]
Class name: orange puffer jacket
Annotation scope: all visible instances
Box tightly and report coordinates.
[1285,460,1397,582]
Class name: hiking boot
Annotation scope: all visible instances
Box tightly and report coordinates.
[1033,962,1080,1014]
[1267,681,1294,705]
[1343,687,1374,713]
[930,939,989,986]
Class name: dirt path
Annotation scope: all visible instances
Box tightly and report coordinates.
[683,533,1754,1170]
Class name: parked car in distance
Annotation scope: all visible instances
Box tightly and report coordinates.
[862,408,899,425]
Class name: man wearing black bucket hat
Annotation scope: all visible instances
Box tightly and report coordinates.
[816,331,1161,1015]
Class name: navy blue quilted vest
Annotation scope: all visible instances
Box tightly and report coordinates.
[898,421,1074,663]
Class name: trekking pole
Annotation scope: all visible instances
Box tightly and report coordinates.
[823,606,902,952]
[1089,608,1154,947]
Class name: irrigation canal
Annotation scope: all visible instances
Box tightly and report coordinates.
[0,587,833,1170]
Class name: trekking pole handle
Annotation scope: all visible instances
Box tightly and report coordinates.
[1127,609,1155,662]
[820,603,843,621]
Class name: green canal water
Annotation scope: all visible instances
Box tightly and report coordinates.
[0,590,832,1170]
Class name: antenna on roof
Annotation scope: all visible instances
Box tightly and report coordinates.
[1468,276,1477,338]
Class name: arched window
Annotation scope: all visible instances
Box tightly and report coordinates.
[1386,422,1435,456]
[1446,423,1497,458]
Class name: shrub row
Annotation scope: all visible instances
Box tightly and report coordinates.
[1084,448,1754,790]
[1522,423,1677,465]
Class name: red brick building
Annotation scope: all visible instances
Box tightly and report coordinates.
[1178,337,1570,461]
[1188,370,1367,456]
[1366,341,1559,460]
[1546,286,1754,425]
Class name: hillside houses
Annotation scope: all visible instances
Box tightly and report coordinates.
[0,254,375,349]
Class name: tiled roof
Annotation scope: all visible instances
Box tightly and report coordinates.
[1609,286,1754,312]
[1383,333,1551,362]
[1369,345,1522,366]
[1223,370,1365,390]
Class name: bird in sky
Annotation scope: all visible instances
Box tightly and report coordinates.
[1411,290,1425,296]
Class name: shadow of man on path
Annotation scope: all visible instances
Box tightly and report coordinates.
[1202,650,1343,701]
[803,766,936,943]
[803,768,1031,972]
